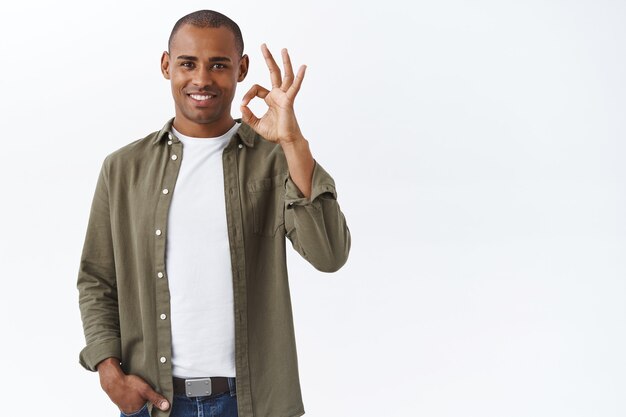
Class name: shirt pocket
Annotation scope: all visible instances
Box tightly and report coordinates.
[247,174,286,237]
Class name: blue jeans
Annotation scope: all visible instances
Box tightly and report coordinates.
[120,377,238,417]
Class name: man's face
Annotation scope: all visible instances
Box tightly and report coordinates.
[161,25,248,133]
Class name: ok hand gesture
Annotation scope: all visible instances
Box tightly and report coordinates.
[240,44,306,145]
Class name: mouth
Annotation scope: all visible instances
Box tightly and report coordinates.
[187,93,217,106]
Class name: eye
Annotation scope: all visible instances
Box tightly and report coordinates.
[211,63,226,70]
[180,61,195,69]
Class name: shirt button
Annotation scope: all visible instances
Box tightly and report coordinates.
[160,314,167,320]
[167,140,172,145]
[289,202,294,206]
[160,356,167,363]
[238,144,243,149]
[171,154,178,160]
[168,133,173,140]
[157,272,164,278]
[155,229,162,236]
[162,188,169,195]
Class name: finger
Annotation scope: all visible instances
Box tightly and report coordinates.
[261,43,282,88]
[240,105,260,130]
[280,48,294,91]
[286,64,306,101]
[141,385,169,411]
[241,84,270,107]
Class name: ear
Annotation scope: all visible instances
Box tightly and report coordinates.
[161,51,171,80]
[237,54,249,82]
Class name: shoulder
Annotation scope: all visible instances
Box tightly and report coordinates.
[101,129,160,171]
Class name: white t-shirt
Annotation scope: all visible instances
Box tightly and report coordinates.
[166,122,240,378]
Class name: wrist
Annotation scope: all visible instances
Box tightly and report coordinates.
[280,137,313,171]
[279,130,306,146]
[280,135,309,153]
[97,357,124,390]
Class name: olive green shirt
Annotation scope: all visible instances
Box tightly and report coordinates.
[77,118,351,417]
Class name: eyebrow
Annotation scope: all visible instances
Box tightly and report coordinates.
[176,55,232,63]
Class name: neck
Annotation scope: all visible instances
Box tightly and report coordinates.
[172,116,236,138]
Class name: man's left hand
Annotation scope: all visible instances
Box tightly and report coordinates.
[240,44,306,145]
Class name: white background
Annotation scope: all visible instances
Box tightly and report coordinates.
[1,0,624,416]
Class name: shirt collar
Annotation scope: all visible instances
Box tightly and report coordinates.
[152,117,256,147]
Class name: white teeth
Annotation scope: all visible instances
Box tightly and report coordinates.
[190,94,212,100]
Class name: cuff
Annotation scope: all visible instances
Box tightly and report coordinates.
[79,338,122,372]
[284,160,337,208]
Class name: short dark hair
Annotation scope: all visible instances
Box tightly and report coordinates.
[168,10,244,56]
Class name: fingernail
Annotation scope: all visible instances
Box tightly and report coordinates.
[160,400,170,410]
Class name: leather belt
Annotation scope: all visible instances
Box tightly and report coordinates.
[173,376,231,397]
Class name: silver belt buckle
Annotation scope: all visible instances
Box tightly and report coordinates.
[185,377,212,397]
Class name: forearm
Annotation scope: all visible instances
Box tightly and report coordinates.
[78,263,122,370]
[280,135,314,198]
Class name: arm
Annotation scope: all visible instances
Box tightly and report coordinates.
[240,44,350,271]
[77,158,169,413]
[77,157,122,370]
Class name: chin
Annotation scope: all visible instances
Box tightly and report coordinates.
[183,111,221,125]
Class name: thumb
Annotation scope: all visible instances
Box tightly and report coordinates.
[143,386,170,411]
[240,105,260,129]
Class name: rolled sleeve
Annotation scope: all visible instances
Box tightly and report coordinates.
[79,338,122,371]
[284,161,350,273]
[284,160,337,207]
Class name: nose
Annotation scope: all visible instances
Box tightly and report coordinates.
[192,65,214,88]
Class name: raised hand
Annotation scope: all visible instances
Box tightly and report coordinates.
[240,44,306,145]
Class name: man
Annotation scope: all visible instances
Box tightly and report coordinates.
[77,9,350,417]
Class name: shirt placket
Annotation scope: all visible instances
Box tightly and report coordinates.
[153,131,182,401]
[223,138,253,416]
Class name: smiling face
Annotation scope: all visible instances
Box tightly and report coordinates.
[161,24,249,137]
